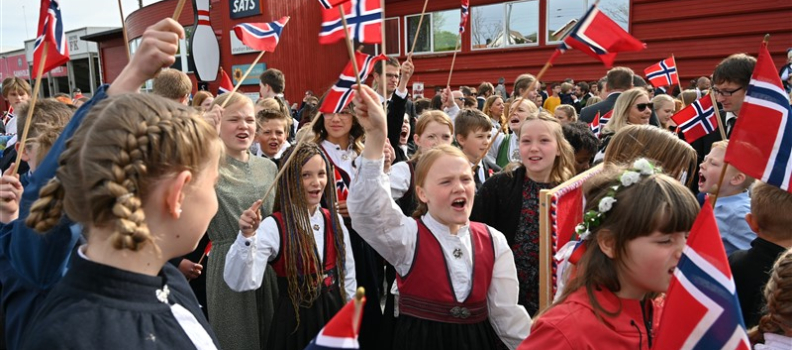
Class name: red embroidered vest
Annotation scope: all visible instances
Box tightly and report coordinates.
[396,219,495,324]
[270,209,339,287]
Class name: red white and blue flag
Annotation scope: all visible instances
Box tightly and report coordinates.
[319,0,382,45]
[218,67,234,95]
[725,41,792,193]
[33,0,69,78]
[459,0,470,34]
[319,52,387,114]
[334,167,349,201]
[303,295,365,349]
[672,95,718,144]
[654,198,750,350]
[232,16,290,52]
[644,56,679,87]
[589,111,601,138]
[548,4,645,68]
[315,0,351,9]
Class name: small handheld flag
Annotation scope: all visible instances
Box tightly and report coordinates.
[589,111,601,138]
[232,16,290,52]
[459,0,470,34]
[644,57,679,87]
[304,288,366,349]
[218,67,234,95]
[33,0,69,78]
[671,95,719,144]
[654,198,750,349]
[319,52,387,114]
[315,0,351,9]
[319,0,382,45]
[724,40,792,193]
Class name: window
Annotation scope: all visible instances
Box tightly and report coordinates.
[405,9,461,55]
[360,17,401,56]
[471,0,539,50]
[546,0,630,43]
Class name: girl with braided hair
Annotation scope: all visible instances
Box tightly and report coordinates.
[20,92,223,349]
[749,248,792,349]
[224,142,355,350]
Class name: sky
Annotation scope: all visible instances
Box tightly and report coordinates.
[0,0,162,53]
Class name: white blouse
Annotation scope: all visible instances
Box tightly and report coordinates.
[486,132,520,165]
[389,161,412,201]
[223,208,357,301]
[347,157,531,349]
[321,140,357,182]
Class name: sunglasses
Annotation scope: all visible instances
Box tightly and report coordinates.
[635,102,654,112]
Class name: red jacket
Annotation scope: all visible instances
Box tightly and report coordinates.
[518,287,660,350]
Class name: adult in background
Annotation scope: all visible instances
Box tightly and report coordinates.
[579,67,634,123]
[371,57,417,164]
[477,82,494,110]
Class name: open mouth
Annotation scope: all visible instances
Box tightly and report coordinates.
[308,190,322,198]
[527,156,542,162]
[236,133,249,141]
[698,172,707,188]
[268,142,280,149]
[400,130,408,138]
[451,198,467,209]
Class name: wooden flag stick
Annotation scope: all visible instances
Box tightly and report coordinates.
[709,89,728,141]
[172,0,188,20]
[379,0,388,105]
[11,43,48,176]
[339,6,363,90]
[408,0,430,58]
[710,160,730,208]
[219,50,266,108]
[446,35,462,88]
[352,287,365,334]
[118,0,130,60]
[519,61,553,101]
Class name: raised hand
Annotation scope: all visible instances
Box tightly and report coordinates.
[0,174,22,224]
[353,84,389,161]
[239,199,263,238]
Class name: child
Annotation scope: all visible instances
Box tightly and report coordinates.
[553,104,577,126]
[205,91,279,350]
[21,92,223,349]
[471,112,575,316]
[13,100,73,176]
[748,248,792,349]
[561,121,599,175]
[454,109,500,190]
[729,182,792,328]
[1,77,31,135]
[519,159,700,349]
[390,110,454,216]
[254,108,291,161]
[224,143,356,349]
[543,83,561,112]
[487,98,540,168]
[698,140,755,254]
[348,84,531,349]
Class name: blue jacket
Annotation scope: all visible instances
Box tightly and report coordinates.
[0,85,108,349]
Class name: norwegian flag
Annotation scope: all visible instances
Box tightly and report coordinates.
[599,109,612,125]
[319,0,382,45]
[232,16,290,52]
[654,198,750,350]
[334,167,349,201]
[672,95,719,144]
[319,52,387,114]
[304,296,366,349]
[725,41,792,193]
[644,57,679,87]
[218,67,234,95]
[459,0,470,34]
[33,0,69,78]
[203,241,212,257]
[589,111,601,138]
[315,0,351,9]
[548,4,645,68]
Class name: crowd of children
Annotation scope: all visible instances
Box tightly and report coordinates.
[0,16,790,350]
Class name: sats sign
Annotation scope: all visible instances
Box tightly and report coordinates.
[229,0,260,19]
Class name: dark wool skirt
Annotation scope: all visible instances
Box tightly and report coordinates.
[268,277,344,350]
[392,314,505,350]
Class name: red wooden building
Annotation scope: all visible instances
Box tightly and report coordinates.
[93,0,790,102]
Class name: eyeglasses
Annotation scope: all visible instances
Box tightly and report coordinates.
[635,102,654,112]
[712,86,743,97]
[456,97,466,102]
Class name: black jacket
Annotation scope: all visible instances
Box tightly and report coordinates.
[387,91,418,164]
[729,237,788,328]
[470,166,527,245]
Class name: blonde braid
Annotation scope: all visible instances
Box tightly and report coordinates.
[749,249,792,344]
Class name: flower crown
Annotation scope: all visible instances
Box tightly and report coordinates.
[575,158,661,241]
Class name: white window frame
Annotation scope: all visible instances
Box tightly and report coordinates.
[470,0,540,51]
[404,9,461,55]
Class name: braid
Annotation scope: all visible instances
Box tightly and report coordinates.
[26,177,65,232]
[749,249,792,345]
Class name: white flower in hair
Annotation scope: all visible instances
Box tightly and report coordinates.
[620,171,641,187]
[598,197,617,213]
[634,159,654,175]
[578,229,590,241]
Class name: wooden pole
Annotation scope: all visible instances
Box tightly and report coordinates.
[352,287,365,334]
[446,35,461,88]
[379,0,388,106]
[710,161,730,208]
[11,43,48,176]
[339,6,363,89]
[118,0,130,60]
[408,0,430,58]
[219,50,266,108]
[519,61,553,102]
[709,89,728,141]
[172,0,187,20]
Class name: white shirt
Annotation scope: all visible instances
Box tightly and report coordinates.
[321,139,357,182]
[444,104,461,122]
[486,132,519,165]
[347,158,531,349]
[389,161,412,200]
[223,208,357,301]
[725,111,737,134]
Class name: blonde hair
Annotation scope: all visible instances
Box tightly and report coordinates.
[750,182,792,238]
[585,96,602,107]
[513,111,575,184]
[602,88,649,135]
[652,94,675,128]
[410,110,454,158]
[2,77,31,97]
[256,97,280,111]
[191,91,213,108]
[509,98,540,134]
[555,104,577,122]
[482,95,506,133]
[603,125,698,186]
[27,94,220,253]
[212,92,251,111]
[712,140,756,190]
[412,145,469,218]
[749,248,792,345]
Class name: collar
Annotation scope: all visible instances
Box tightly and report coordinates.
[725,111,738,122]
[321,139,355,153]
[421,212,470,238]
[607,91,622,98]
[715,190,749,206]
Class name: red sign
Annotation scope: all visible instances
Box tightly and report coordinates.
[0,54,31,80]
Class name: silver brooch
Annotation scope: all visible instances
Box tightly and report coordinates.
[341,153,349,161]
[156,285,170,304]
[453,248,463,259]
[313,224,320,231]
[511,148,520,161]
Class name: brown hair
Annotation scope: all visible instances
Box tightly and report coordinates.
[454,108,492,139]
[2,77,31,98]
[311,105,365,155]
[513,112,575,184]
[602,88,648,135]
[259,68,285,93]
[679,89,698,106]
[256,108,292,134]
[482,95,506,133]
[411,110,454,158]
[713,53,756,88]
[513,74,537,98]
[152,68,192,101]
[605,66,635,91]
[585,96,602,107]
[478,82,494,96]
[26,94,221,253]
[191,91,213,108]
[551,163,699,318]
[603,125,698,186]
[750,182,792,238]
[748,248,792,345]
[16,99,74,142]
[412,145,470,218]
[555,104,577,122]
